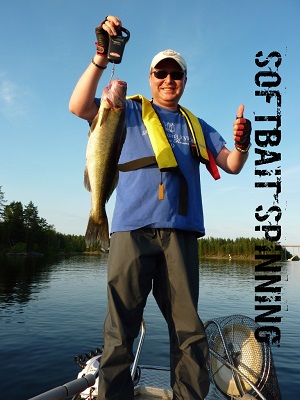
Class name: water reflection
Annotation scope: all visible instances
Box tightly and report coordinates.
[0,256,53,307]
[0,254,109,308]
[0,255,296,399]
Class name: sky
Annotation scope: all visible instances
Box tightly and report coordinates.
[0,0,299,250]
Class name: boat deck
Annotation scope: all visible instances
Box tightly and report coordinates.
[134,366,172,399]
[134,387,172,400]
[134,366,222,400]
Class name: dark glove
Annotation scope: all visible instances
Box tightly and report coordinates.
[95,18,109,55]
[234,117,251,148]
[233,104,252,153]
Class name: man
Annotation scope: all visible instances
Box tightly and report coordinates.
[69,16,251,400]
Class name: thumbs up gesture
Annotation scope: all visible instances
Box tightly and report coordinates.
[233,105,252,153]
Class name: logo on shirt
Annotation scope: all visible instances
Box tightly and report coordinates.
[164,121,190,148]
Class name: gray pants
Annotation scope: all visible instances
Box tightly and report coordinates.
[98,228,209,400]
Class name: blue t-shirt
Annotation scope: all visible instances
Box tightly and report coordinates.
[107,99,226,236]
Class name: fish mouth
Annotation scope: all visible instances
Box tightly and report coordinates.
[116,79,127,87]
[103,79,127,107]
[107,79,127,89]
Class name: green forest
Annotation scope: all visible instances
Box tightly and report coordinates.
[0,186,86,255]
[0,186,293,259]
[198,236,292,260]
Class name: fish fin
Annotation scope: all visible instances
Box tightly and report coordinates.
[84,166,91,191]
[85,214,110,252]
[98,107,110,127]
[89,109,100,132]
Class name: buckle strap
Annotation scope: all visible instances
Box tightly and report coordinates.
[118,156,157,171]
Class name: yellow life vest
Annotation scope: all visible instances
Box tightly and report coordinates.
[125,94,220,180]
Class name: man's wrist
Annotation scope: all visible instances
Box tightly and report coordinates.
[92,53,108,69]
[235,142,251,153]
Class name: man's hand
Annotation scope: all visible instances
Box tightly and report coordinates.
[95,16,122,55]
[233,104,251,152]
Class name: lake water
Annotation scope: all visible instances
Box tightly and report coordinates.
[0,255,299,399]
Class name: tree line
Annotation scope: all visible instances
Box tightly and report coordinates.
[0,186,86,255]
[1,185,291,259]
[198,236,291,260]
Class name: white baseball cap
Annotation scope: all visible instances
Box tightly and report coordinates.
[150,49,187,73]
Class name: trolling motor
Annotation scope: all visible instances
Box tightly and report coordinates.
[107,27,130,64]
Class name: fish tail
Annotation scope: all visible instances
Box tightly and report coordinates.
[85,215,110,252]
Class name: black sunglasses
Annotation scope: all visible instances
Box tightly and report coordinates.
[151,70,186,80]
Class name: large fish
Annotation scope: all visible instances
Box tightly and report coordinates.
[84,79,127,251]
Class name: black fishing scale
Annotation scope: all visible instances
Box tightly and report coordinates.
[107,27,130,64]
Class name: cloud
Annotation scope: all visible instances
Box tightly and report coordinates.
[0,79,17,106]
[0,73,30,118]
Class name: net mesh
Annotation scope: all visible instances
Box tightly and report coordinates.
[205,315,282,400]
